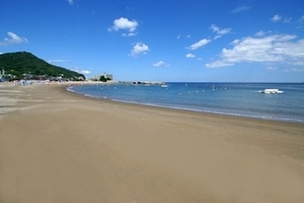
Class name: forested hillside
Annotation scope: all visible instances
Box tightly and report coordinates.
[0,51,85,80]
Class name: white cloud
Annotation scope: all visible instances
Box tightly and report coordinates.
[284,67,304,72]
[210,24,231,35]
[255,31,266,37]
[186,53,195,58]
[283,17,292,23]
[67,0,74,5]
[299,15,304,22]
[266,66,277,70]
[210,24,231,39]
[270,14,304,25]
[188,38,210,50]
[81,70,91,74]
[48,59,69,63]
[177,34,191,39]
[271,15,281,22]
[230,6,250,14]
[108,17,138,36]
[295,15,304,28]
[205,34,304,68]
[292,61,304,66]
[129,42,149,57]
[206,61,234,68]
[0,32,28,46]
[122,32,136,37]
[153,61,169,67]
[70,67,91,75]
[269,14,304,27]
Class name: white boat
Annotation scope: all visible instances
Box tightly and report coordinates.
[258,89,284,94]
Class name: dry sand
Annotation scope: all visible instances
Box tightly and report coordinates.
[0,83,304,203]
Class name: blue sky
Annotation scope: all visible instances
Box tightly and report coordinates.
[1,0,304,82]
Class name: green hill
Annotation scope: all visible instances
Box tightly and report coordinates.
[0,51,85,80]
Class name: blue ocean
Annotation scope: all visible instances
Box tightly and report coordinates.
[67,83,304,123]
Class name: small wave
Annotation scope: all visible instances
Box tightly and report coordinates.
[66,88,76,93]
[111,98,304,123]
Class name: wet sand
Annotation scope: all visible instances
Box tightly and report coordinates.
[1,83,304,203]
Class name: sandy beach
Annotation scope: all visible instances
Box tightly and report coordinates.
[0,83,304,203]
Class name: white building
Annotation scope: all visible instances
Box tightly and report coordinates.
[0,69,4,80]
[104,73,113,80]
[92,73,113,81]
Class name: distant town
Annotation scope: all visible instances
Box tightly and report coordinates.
[0,69,166,87]
[0,69,114,84]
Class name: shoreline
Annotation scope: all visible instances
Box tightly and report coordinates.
[1,84,304,202]
[66,83,304,124]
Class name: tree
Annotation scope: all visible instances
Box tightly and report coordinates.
[99,75,107,82]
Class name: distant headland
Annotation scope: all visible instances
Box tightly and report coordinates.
[0,51,85,82]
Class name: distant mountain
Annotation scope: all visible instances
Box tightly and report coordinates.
[0,51,85,80]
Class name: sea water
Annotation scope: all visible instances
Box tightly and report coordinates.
[67,83,304,123]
